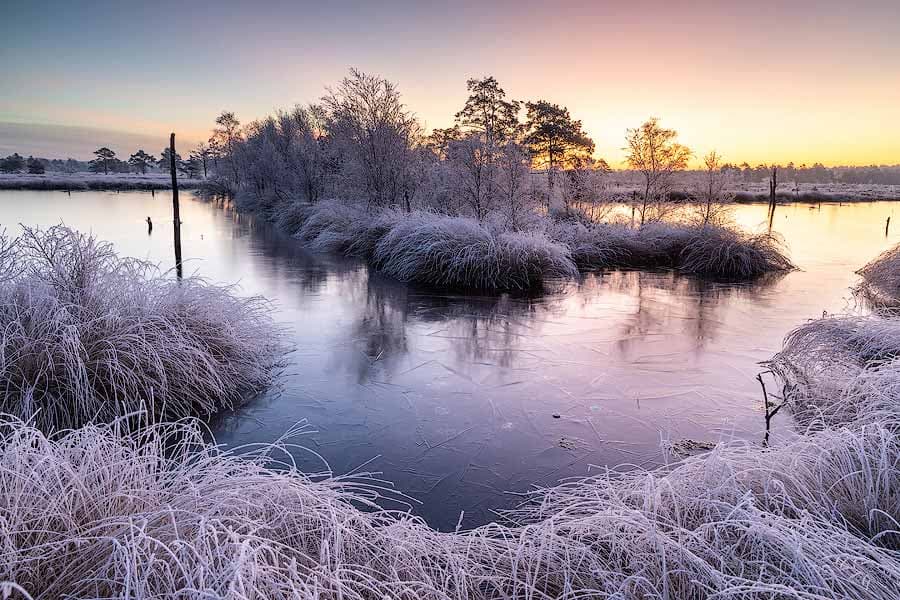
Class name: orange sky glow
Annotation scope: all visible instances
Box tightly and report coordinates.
[3,1,898,166]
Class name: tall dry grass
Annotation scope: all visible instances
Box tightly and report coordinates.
[857,244,900,308]
[0,225,286,431]
[549,219,793,279]
[1,402,898,599]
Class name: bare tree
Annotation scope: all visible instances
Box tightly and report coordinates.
[322,69,421,210]
[625,118,691,225]
[191,144,211,178]
[209,111,242,183]
[561,158,614,220]
[693,150,733,226]
[447,135,496,222]
[494,142,532,230]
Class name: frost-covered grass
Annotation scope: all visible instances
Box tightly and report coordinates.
[856,244,900,308]
[0,225,285,431]
[769,313,900,429]
[0,172,206,191]
[264,200,792,289]
[373,214,578,290]
[270,200,578,291]
[1,388,899,598]
[599,174,900,203]
[549,220,794,279]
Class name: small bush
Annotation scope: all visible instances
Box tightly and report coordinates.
[548,219,794,279]
[373,214,577,290]
[678,226,794,279]
[0,225,286,431]
[296,202,364,253]
[856,243,900,307]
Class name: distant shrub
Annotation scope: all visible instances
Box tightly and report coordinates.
[0,225,286,431]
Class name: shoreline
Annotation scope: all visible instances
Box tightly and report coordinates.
[2,175,899,203]
[0,173,211,191]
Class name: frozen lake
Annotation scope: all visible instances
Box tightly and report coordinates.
[3,190,898,529]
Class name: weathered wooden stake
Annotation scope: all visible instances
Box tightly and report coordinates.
[886,216,891,237]
[631,192,636,227]
[170,133,183,278]
[767,166,778,231]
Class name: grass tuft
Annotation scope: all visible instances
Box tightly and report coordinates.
[0,225,287,431]
[856,243,900,307]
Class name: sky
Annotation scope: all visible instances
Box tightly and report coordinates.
[2,0,899,166]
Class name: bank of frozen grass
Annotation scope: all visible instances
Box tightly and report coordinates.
[550,219,793,279]
[731,184,900,204]
[260,199,793,290]
[769,313,900,429]
[0,172,206,191]
[0,225,285,431]
[1,384,899,598]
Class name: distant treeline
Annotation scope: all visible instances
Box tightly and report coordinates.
[4,152,898,185]
[0,144,213,179]
[718,163,900,185]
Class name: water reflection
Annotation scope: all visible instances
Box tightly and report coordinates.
[339,270,789,390]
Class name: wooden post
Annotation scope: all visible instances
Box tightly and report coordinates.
[170,133,183,278]
[631,191,636,227]
[886,216,891,237]
[768,166,778,231]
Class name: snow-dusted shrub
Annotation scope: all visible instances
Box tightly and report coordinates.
[546,220,634,268]
[769,314,900,428]
[857,243,900,307]
[0,225,285,431]
[547,218,793,279]
[373,214,577,290]
[678,227,794,279]
[343,208,406,258]
[631,221,700,266]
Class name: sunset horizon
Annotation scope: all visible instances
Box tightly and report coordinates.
[3,0,898,167]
